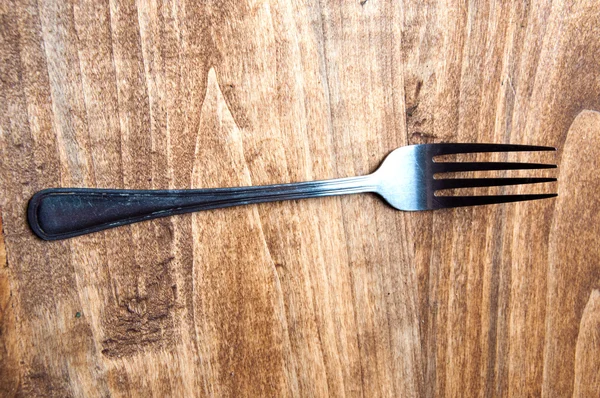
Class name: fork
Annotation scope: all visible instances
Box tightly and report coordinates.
[28,143,557,240]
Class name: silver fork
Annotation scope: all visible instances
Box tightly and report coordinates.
[28,143,557,240]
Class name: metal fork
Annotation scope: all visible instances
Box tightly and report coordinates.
[28,143,557,240]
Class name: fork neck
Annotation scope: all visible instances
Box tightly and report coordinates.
[254,173,378,199]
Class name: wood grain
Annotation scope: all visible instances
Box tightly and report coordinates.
[1,0,599,396]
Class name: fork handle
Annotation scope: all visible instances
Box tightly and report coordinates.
[28,176,376,240]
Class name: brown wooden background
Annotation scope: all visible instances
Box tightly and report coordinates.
[1,0,599,396]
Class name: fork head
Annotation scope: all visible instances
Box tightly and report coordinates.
[373,143,558,211]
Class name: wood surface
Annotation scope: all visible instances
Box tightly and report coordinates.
[1,0,599,396]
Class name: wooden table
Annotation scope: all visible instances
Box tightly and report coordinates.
[1,1,599,396]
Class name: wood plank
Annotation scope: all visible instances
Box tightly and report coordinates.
[0,0,599,396]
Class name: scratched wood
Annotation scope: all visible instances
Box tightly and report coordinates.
[1,0,599,396]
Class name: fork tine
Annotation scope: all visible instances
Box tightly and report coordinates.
[433,177,556,190]
[432,162,556,173]
[430,143,556,156]
[432,193,558,209]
